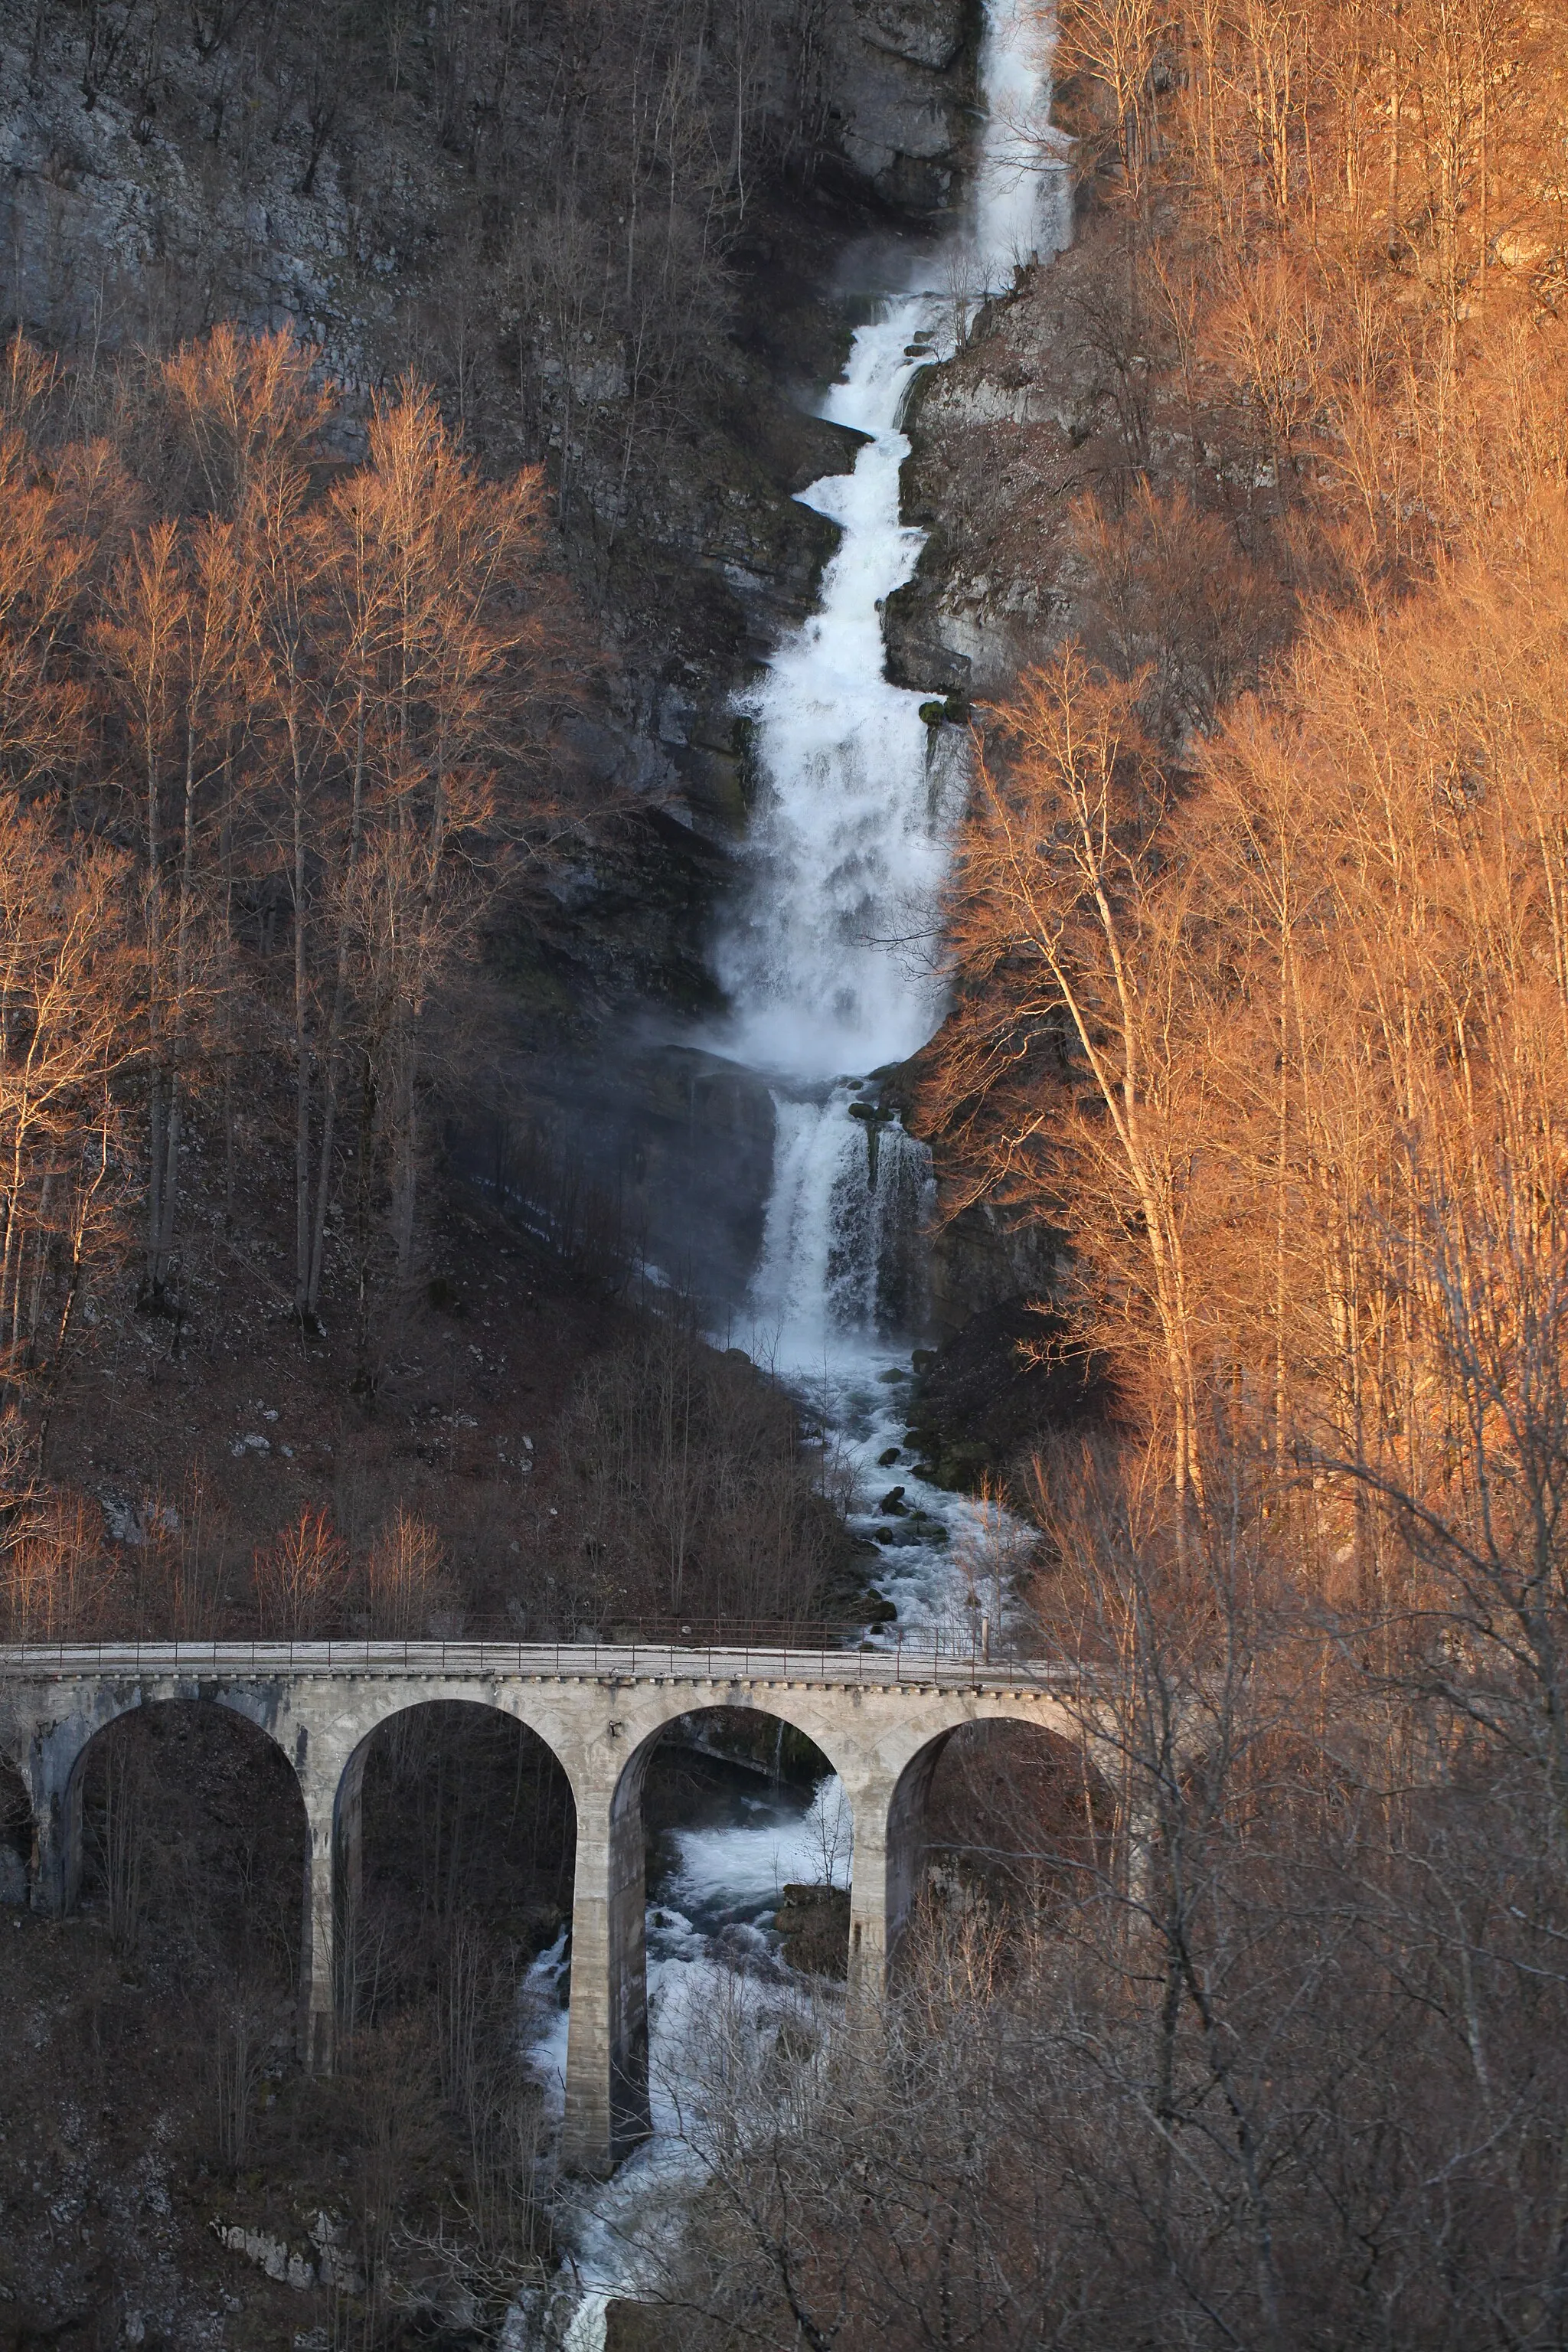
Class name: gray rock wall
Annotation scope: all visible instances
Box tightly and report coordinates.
[887,246,1109,697]
[828,0,977,213]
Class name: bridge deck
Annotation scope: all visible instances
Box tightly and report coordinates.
[0,1636,1067,1694]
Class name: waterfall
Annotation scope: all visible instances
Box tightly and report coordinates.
[522,20,1067,2344]
[751,1087,937,1360]
[714,0,1068,1369]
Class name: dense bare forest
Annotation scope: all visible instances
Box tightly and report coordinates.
[0,0,952,1648]
[0,319,861,1645]
[930,0,1568,1550]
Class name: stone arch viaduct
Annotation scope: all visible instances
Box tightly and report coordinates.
[0,1638,1098,2175]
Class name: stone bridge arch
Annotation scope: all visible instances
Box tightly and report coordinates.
[330,1694,577,2035]
[49,1693,312,2042]
[824,1690,1096,1987]
[596,1694,859,2163]
[244,1676,590,2071]
[880,1710,1110,1958]
[24,1678,303,1919]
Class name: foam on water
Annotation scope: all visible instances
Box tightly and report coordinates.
[970,0,1071,287]
[664,1774,852,1919]
[750,1087,936,1365]
[525,1781,850,2347]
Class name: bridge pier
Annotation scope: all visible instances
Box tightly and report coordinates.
[842,1765,900,1999]
[841,1744,952,1999]
[561,1749,652,2177]
[301,1785,337,2071]
[29,1736,80,1917]
[333,1747,368,2037]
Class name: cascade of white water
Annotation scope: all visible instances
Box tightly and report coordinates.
[971,0,1073,285]
[751,1088,937,1360]
[713,0,1067,1370]
[711,313,959,1087]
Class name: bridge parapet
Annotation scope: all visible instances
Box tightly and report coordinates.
[0,1633,1071,1690]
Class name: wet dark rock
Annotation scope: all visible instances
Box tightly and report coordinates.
[825,0,979,214]
[854,0,969,70]
[654,1710,830,1788]
[884,583,975,693]
[872,1521,932,1547]
[773,1883,851,1976]
[479,1040,779,1315]
[927,1203,1058,1340]
[822,1534,902,1625]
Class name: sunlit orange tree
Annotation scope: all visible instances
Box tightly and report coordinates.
[0,324,582,1419]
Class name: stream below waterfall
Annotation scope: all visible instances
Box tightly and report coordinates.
[518,5,1070,2340]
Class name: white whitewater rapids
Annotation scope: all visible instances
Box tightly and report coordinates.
[521,8,1067,2342]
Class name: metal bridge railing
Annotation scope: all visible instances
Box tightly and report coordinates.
[0,1626,1065,1690]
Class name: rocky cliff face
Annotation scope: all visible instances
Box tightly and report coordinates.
[0,0,979,1028]
[885,237,1113,700]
